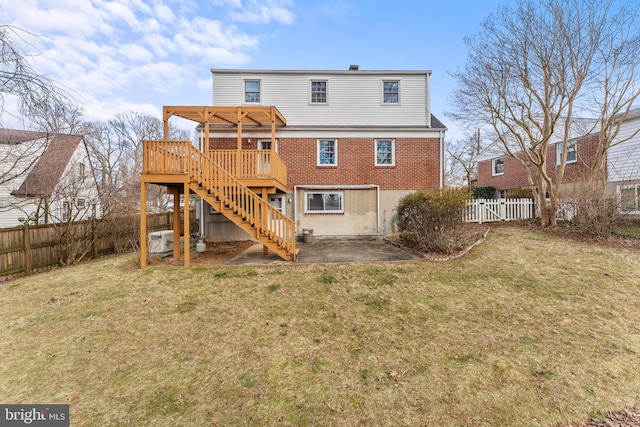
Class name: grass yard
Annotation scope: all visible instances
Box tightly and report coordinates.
[1,226,640,426]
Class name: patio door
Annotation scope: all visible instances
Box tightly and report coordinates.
[257,140,277,175]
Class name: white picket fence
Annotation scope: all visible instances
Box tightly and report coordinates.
[465,198,536,223]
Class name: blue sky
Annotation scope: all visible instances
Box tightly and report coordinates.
[0,0,505,140]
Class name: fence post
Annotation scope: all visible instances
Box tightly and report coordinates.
[23,223,31,276]
[479,199,485,224]
[91,218,98,259]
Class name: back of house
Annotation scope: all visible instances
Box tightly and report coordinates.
[203,66,446,240]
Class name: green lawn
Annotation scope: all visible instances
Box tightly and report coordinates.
[1,226,639,426]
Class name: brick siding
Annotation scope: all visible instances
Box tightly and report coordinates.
[209,137,441,191]
[477,133,602,191]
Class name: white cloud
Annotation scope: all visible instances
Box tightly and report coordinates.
[0,0,295,125]
[216,0,295,24]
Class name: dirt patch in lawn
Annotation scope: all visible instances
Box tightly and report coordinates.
[146,240,255,267]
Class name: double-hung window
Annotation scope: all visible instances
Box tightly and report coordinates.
[492,157,504,176]
[318,139,337,166]
[620,186,639,211]
[383,80,399,104]
[305,192,344,213]
[375,139,395,166]
[557,140,577,164]
[244,80,261,103]
[311,81,327,103]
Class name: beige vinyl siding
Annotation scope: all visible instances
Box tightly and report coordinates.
[212,72,430,127]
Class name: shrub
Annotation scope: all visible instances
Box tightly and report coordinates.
[472,186,496,199]
[396,189,471,254]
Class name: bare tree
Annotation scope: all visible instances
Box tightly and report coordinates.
[85,112,191,216]
[449,0,640,226]
[446,130,484,187]
[0,25,72,128]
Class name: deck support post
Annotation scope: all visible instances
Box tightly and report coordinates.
[140,181,147,268]
[183,183,190,267]
[172,188,181,259]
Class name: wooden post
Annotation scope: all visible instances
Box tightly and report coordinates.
[184,183,190,267]
[262,187,268,255]
[23,223,31,276]
[140,181,148,268]
[236,107,243,176]
[91,218,98,259]
[173,188,181,259]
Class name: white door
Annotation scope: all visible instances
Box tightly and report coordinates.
[268,195,285,215]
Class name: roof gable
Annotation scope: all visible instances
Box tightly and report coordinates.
[9,131,83,197]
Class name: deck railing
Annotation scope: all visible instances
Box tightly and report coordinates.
[207,150,287,187]
[143,140,296,258]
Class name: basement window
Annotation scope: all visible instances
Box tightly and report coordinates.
[305,192,344,213]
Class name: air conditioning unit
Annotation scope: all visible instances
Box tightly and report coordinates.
[148,230,174,254]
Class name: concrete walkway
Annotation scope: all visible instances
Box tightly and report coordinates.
[223,239,421,266]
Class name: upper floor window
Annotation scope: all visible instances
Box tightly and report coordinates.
[317,139,337,166]
[244,80,261,103]
[311,81,327,103]
[375,139,395,166]
[78,163,85,179]
[557,140,577,164]
[492,157,504,176]
[383,81,399,103]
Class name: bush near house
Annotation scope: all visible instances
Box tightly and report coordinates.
[472,186,497,199]
[397,188,471,254]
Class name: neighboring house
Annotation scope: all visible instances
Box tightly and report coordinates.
[475,132,601,198]
[0,129,101,228]
[140,66,446,263]
[607,108,640,214]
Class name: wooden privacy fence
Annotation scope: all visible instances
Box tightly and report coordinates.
[465,198,536,223]
[0,212,186,280]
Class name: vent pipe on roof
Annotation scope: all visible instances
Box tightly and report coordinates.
[349,64,359,71]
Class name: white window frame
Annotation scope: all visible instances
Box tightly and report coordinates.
[61,201,70,222]
[317,139,338,166]
[78,163,85,180]
[382,80,400,104]
[310,80,328,104]
[557,140,577,165]
[304,192,344,214]
[619,185,639,212]
[492,157,504,176]
[375,139,395,166]
[76,198,85,208]
[244,79,261,103]
[257,139,278,153]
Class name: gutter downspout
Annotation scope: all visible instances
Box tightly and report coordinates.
[440,130,445,189]
[293,185,298,224]
[376,184,380,235]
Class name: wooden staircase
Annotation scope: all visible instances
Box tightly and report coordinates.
[143,141,298,261]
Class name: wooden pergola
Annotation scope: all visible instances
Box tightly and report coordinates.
[163,105,287,149]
